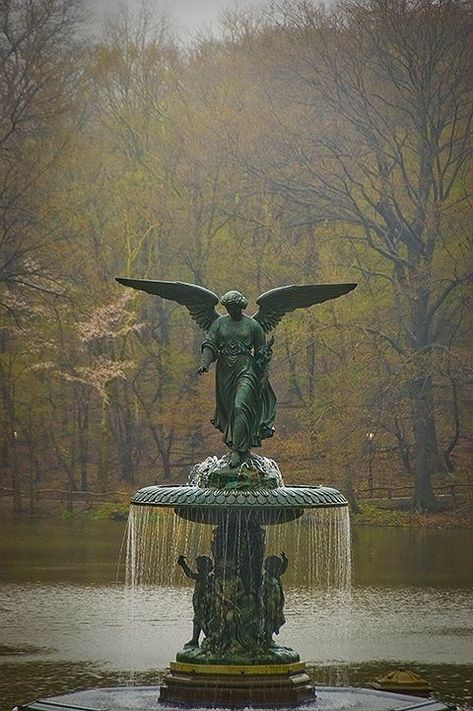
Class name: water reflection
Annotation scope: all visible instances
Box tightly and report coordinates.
[352,526,473,588]
[1,520,472,710]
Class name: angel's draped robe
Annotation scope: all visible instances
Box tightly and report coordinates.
[202,315,277,452]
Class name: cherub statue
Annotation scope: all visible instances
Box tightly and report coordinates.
[116,278,356,468]
[261,551,288,646]
[177,554,214,647]
[212,559,245,652]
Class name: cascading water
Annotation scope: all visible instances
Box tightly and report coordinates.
[17,465,453,710]
[125,505,351,592]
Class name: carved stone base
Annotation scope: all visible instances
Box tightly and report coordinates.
[176,642,300,666]
[160,661,316,707]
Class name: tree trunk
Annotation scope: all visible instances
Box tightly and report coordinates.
[343,464,361,515]
[393,417,412,476]
[97,398,110,492]
[409,269,441,511]
[80,454,88,493]
[25,431,41,515]
[411,374,438,511]
[161,448,172,481]
[443,377,460,472]
[116,394,135,484]
[76,386,90,492]
[10,433,22,515]
[12,474,22,514]
[7,420,21,515]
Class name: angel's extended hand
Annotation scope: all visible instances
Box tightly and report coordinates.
[198,346,213,375]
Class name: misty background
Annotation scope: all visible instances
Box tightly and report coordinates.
[86,0,269,36]
[1,0,472,519]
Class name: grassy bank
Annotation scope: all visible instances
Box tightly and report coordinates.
[351,500,473,528]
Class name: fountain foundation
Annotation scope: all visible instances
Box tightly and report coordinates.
[160,661,314,707]
[14,685,455,711]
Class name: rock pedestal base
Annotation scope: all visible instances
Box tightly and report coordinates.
[159,661,315,707]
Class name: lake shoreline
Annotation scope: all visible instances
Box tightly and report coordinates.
[351,501,473,529]
[1,498,473,528]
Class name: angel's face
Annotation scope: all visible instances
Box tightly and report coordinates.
[224,303,243,320]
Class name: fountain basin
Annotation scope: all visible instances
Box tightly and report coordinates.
[130,485,348,524]
[14,685,455,710]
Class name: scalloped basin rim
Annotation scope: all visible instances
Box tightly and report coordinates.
[130,484,348,509]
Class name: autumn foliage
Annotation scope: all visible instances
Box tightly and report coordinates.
[0,0,472,515]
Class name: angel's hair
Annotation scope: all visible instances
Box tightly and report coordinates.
[220,290,248,309]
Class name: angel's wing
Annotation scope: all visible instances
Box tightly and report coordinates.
[115,278,220,332]
[253,283,357,333]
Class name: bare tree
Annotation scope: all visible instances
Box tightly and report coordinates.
[0,0,84,293]
[264,0,473,510]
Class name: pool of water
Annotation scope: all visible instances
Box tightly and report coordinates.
[0,520,472,710]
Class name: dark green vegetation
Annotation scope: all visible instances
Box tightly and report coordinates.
[0,0,472,514]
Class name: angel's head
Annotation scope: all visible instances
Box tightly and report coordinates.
[221,290,248,319]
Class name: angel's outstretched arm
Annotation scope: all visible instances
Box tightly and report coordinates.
[199,319,219,375]
[198,347,214,375]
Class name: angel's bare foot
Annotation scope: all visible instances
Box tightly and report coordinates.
[229,450,241,468]
[229,450,250,467]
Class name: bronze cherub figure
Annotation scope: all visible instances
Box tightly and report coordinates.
[116,278,356,468]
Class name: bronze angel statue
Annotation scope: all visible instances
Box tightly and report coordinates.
[116,278,356,469]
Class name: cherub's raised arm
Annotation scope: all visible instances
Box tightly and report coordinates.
[280,552,288,576]
[177,555,199,580]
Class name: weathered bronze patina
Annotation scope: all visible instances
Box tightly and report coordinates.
[116,278,356,473]
[119,276,356,706]
[130,479,348,674]
[175,518,297,666]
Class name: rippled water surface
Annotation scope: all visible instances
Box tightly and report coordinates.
[1,520,472,710]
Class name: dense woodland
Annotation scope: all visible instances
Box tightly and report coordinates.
[1,0,472,514]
